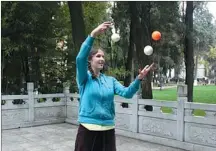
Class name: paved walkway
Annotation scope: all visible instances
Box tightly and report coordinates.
[2,123,185,151]
[152,85,177,90]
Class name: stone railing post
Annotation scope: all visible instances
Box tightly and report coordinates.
[131,93,140,133]
[27,82,34,122]
[177,84,187,141]
[63,86,70,119]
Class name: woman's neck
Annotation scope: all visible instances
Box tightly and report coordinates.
[92,68,100,77]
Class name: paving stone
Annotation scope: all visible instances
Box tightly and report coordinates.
[2,123,186,151]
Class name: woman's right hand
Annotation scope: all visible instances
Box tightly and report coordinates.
[90,22,112,38]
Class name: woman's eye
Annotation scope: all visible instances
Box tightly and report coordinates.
[96,55,104,58]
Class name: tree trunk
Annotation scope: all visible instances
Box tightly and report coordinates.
[108,40,113,68]
[68,1,86,52]
[68,1,86,91]
[34,56,42,88]
[169,68,172,78]
[20,56,26,92]
[129,2,153,99]
[184,1,194,102]
[24,54,30,83]
[124,19,134,87]
[28,47,41,89]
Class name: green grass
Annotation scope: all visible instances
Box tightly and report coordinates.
[152,85,216,116]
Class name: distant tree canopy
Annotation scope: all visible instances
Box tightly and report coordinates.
[2,1,216,97]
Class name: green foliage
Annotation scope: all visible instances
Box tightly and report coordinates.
[1,100,6,105]
[82,2,111,34]
[1,1,61,94]
[193,2,216,53]
[52,97,61,102]
[193,2,216,77]
[208,46,216,59]
[111,2,131,70]
[37,98,46,103]
[206,46,216,74]
[111,2,183,79]
[150,2,183,75]
[1,1,111,94]
[105,67,130,81]
[3,1,215,96]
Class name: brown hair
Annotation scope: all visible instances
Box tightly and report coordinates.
[88,47,106,79]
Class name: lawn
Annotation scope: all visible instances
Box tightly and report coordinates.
[152,85,216,116]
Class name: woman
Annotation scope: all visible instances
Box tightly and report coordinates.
[75,22,154,151]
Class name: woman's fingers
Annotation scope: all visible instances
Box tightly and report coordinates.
[141,65,149,74]
[149,63,154,69]
[102,22,112,28]
[138,69,141,73]
[103,21,112,24]
[94,22,113,35]
[100,23,112,32]
[140,63,155,74]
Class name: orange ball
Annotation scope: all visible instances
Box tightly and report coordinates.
[152,31,161,41]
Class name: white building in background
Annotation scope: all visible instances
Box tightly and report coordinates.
[196,64,206,79]
[178,64,205,79]
[167,62,206,80]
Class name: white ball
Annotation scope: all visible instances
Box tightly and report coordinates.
[144,45,153,56]
[111,33,120,42]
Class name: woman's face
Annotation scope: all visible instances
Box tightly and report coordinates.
[90,49,105,71]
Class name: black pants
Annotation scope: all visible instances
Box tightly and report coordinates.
[74,124,116,151]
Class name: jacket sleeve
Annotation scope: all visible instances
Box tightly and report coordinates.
[76,36,94,88]
[113,77,141,98]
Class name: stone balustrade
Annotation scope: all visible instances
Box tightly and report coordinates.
[1,83,216,151]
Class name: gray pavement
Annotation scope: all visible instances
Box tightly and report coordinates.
[2,123,185,151]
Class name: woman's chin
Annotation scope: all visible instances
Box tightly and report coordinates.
[98,66,104,70]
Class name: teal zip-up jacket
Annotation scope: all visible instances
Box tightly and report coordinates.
[76,36,141,126]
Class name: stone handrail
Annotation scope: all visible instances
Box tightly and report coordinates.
[1,83,216,151]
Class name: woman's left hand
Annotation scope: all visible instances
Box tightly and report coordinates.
[137,63,155,80]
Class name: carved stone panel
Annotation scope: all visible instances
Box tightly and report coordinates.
[139,116,177,139]
[185,123,216,147]
[67,106,78,119]
[35,106,65,120]
[115,113,132,131]
[2,109,29,124]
